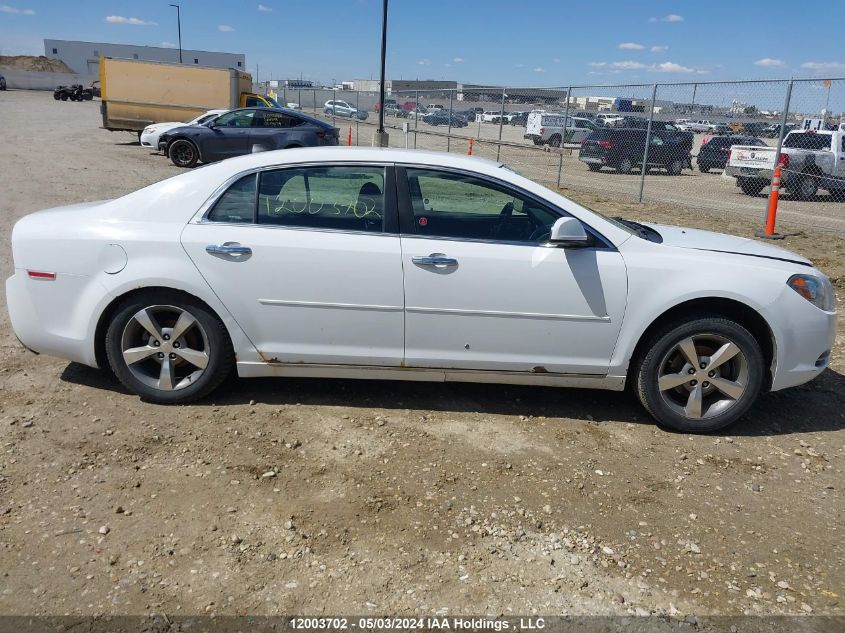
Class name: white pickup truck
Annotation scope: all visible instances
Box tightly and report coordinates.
[524,112,598,147]
[724,129,845,198]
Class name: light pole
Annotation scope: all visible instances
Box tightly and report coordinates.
[373,0,389,147]
[169,4,182,64]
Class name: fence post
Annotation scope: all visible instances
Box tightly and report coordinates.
[355,90,360,147]
[557,85,573,189]
[332,88,336,126]
[447,89,454,152]
[638,83,658,203]
[496,87,506,161]
[414,90,419,149]
[310,89,314,115]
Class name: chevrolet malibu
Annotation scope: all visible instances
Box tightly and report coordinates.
[6,148,836,432]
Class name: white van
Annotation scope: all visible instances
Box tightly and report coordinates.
[525,112,597,147]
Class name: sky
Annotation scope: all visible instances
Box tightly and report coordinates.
[2,0,845,91]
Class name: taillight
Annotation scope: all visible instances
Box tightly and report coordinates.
[316,132,325,139]
[539,127,544,135]
[598,140,614,149]
[27,271,56,281]
[778,153,789,168]
[727,150,732,162]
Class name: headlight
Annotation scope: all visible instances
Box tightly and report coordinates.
[788,274,836,311]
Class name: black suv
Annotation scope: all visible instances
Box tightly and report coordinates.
[696,135,766,173]
[579,128,693,175]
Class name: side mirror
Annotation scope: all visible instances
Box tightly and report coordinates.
[549,217,589,246]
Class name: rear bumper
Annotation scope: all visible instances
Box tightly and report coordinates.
[6,271,101,368]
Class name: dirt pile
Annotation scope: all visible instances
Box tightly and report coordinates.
[0,55,74,73]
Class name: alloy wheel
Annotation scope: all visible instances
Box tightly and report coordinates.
[120,305,210,392]
[657,334,748,420]
[171,142,195,167]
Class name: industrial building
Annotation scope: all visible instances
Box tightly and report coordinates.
[43,39,245,76]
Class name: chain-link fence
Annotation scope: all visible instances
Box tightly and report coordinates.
[271,79,845,234]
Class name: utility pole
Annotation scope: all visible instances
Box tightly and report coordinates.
[169,4,182,64]
[373,0,390,147]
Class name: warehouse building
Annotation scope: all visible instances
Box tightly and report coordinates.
[43,39,245,76]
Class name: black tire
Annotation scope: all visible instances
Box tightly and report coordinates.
[587,163,602,171]
[616,157,634,174]
[60,93,68,101]
[698,162,710,174]
[739,179,765,196]
[549,134,562,148]
[105,290,234,405]
[667,159,684,176]
[53,92,60,100]
[168,139,199,168]
[634,316,765,433]
[792,175,818,200]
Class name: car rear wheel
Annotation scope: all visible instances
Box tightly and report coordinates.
[169,139,199,168]
[616,157,634,174]
[739,179,765,196]
[634,316,764,433]
[667,159,684,176]
[793,175,818,200]
[698,162,710,173]
[105,291,233,404]
[587,164,602,171]
[549,134,562,148]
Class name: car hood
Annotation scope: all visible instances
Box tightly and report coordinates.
[647,223,812,265]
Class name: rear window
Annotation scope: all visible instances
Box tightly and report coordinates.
[783,133,832,150]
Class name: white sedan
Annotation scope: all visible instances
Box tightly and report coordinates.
[6,148,836,432]
[139,109,228,150]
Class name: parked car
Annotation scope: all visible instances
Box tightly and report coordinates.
[324,100,368,120]
[383,103,408,118]
[373,99,397,112]
[574,111,596,120]
[480,110,504,123]
[405,106,429,121]
[1,74,8,90]
[696,135,766,173]
[710,123,732,136]
[285,102,301,110]
[509,111,529,126]
[525,112,597,147]
[579,127,693,175]
[7,147,835,432]
[422,112,468,127]
[676,120,717,133]
[595,113,625,127]
[159,107,339,168]
[761,123,797,138]
[725,129,845,198]
[741,122,771,137]
[140,109,228,151]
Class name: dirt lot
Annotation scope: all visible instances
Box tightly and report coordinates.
[0,90,843,621]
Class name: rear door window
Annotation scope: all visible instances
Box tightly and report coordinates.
[783,133,833,150]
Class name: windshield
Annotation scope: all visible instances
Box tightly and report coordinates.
[783,133,832,150]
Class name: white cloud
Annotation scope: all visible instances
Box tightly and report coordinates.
[589,60,707,74]
[589,60,647,70]
[218,24,235,32]
[1,4,34,14]
[160,41,176,48]
[650,45,668,53]
[257,3,272,10]
[649,14,683,23]
[618,42,645,50]
[453,56,464,63]
[754,58,785,68]
[105,15,157,25]
[534,67,545,73]
[553,57,560,63]
[652,61,708,74]
[418,58,430,65]
[514,63,525,68]
[801,61,845,73]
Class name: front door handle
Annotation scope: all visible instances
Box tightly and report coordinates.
[412,254,458,268]
[206,243,252,257]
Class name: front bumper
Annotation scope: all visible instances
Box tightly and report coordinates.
[763,283,837,391]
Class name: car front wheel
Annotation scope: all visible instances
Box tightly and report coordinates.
[169,139,199,168]
[634,317,765,433]
[105,291,233,404]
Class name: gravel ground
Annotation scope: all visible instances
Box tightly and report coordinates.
[0,90,843,621]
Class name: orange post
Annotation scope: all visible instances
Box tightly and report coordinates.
[467,137,474,156]
[347,126,353,147]
[756,165,785,240]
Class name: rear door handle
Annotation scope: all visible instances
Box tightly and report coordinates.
[412,254,458,267]
[206,243,252,257]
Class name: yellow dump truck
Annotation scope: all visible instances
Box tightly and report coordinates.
[99,57,277,133]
